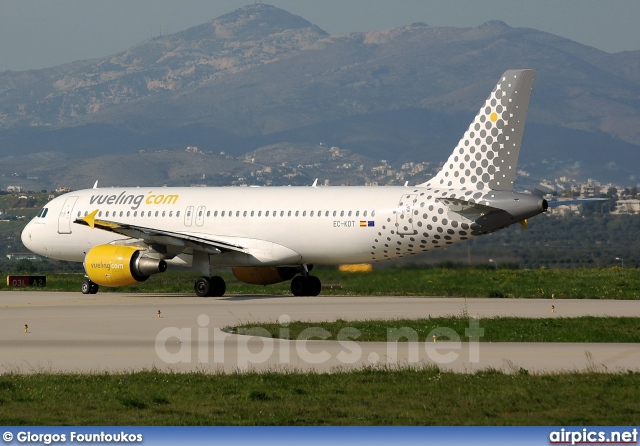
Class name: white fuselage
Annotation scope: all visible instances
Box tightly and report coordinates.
[21,185,485,268]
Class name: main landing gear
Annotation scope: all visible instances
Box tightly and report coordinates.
[194,275,226,297]
[290,275,321,297]
[81,279,99,295]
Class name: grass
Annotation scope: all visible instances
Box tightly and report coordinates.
[0,369,639,425]
[234,316,640,343]
[3,267,640,299]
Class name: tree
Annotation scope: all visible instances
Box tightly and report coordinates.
[14,259,36,273]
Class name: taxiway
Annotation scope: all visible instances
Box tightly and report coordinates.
[1,292,638,373]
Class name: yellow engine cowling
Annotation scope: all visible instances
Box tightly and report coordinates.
[84,245,167,287]
[232,267,298,285]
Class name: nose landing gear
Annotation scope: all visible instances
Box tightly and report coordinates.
[81,279,99,295]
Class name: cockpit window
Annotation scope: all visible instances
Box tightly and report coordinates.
[37,208,49,218]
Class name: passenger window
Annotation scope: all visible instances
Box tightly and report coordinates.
[214,211,218,217]
[243,211,247,217]
[229,210,232,216]
[119,211,123,217]
[134,211,137,217]
[177,211,181,217]
[106,211,110,217]
[221,211,225,217]
[295,211,299,217]
[356,211,360,217]
[148,211,152,217]
[169,211,172,217]
[77,211,81,217]
[266,211,270,217]
[288,210,291,217]
[251,211,255,217]
[258,211,262,217]
[99,211,102,217]
[325,211,329,217]
[162,211,166,217]
[236,211,240,217]
[280,211,284,217]
[310,211,314,217]
[333,211,337,217]
[303,211,307,217]
[348,211,352,217]
[84,211,88,216]
[127,211,130,217]
[372,210,376,217]
[155,211,159,217]
[207,211,210,217]
[364,211,368,217]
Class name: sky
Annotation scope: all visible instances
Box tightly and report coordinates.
[1,0,639,72]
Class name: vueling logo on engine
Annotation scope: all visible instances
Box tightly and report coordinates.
[89,191,179,210]
[89,260,124,271]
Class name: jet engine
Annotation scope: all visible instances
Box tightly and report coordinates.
[84,245,167,287]
[232,266,298,285]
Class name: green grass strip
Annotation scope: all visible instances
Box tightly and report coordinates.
[0,369,639,425]
[3,267,640,298]
[235,316,640,343]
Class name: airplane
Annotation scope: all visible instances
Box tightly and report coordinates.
[22,69,553,297]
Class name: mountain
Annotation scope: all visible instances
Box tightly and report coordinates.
[1,4,639,190]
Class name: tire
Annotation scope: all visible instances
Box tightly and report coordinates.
[209,276,226,297]
[194,276,212,297]
[89,282,99,294]
[306,276,322,296]
[81,280,91,295]
[291,276,307,296]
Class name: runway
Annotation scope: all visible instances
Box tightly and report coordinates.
[1,292,639,374]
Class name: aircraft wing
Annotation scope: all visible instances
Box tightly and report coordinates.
[73,210,246,255]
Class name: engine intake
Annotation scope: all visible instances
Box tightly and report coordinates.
[84,245,167,287]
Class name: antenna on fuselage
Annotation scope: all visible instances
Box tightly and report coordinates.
[92,180,99,189]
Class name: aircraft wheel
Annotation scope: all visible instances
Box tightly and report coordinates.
[306,276,322,296]
[291,276,307,296]
[81,280,99,295]
[209,276,226,297]
[194,276,212,297]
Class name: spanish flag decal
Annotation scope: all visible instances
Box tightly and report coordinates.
[360,221,367,227]
[360,221,375,227]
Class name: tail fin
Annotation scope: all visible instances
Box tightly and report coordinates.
[420,69,535,191]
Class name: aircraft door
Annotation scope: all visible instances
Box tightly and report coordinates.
[396,194,418,235]
[57,196,79,234]
[195,206,206,226]
[184,206,194,227]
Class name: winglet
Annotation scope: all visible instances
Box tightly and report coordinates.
[83,210,99,229]
[312,178,318,188]
[92,180,99,189]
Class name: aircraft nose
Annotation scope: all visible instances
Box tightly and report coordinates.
[21,220,38,253]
